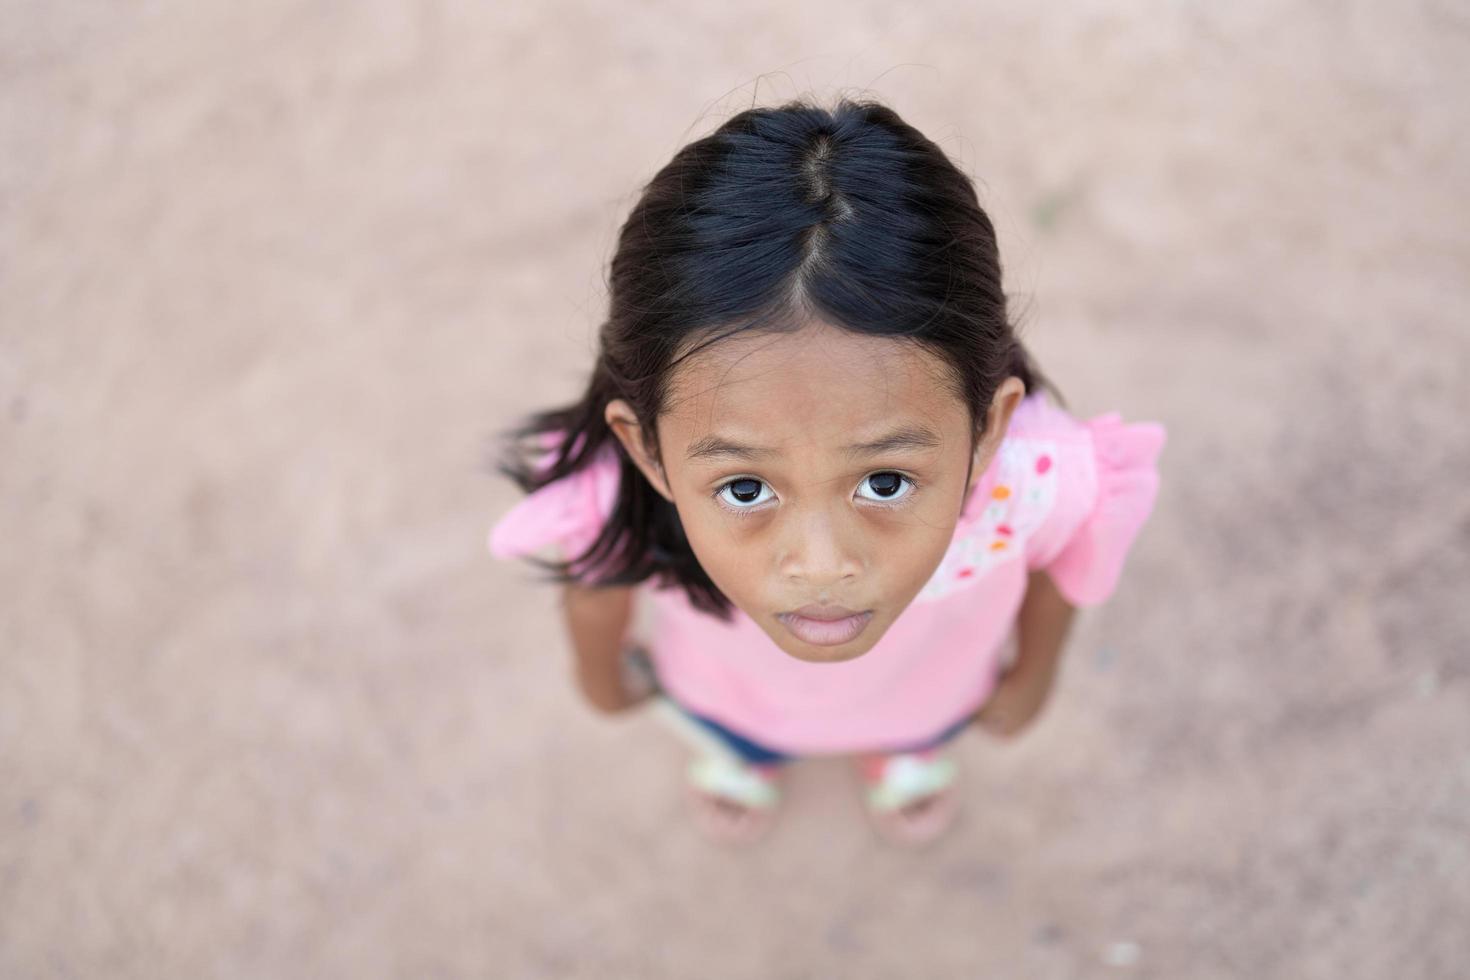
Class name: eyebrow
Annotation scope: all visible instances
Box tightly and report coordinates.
[684,424,943,463]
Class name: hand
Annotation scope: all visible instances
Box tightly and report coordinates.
[575,645,657,715]
[972,665,1054,738]
[575,665,646,714]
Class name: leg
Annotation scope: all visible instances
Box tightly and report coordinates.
[854,716,970,847]
[650,697,789,844]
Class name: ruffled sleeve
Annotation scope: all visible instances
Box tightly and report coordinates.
[487,438,621,565]
[1041,412,1166,607]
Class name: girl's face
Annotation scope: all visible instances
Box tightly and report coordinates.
[608,321,1024,664]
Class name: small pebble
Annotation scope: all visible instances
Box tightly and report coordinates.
[1102,940,1141,967]
[1417,670,1439,698]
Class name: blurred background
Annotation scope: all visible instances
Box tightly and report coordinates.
[3,2,1467,977]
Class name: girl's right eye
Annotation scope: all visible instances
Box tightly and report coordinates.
[716,477,774,509]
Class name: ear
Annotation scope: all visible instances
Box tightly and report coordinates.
[972,376,1028,471]
[605,399,675,502]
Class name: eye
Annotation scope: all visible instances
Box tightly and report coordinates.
[716,477,775,509]
[855,471,914,503]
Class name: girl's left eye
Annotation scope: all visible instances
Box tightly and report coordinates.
[855,471,914,503]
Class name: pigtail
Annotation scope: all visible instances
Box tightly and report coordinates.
[498,352,732,616]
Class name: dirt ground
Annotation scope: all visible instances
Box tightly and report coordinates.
[3,3,1468,978]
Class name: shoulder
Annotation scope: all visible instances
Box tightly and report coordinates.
[912,395,1081,602]
[1011,394,1167,604]
[1002,394,1104,538]
[913,393,1165,605]
[974,392,1105,535]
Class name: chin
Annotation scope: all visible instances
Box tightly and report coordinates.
[780,643,873,664]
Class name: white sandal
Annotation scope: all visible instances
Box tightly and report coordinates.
[685,755,781,844]
[651,698,783,843]
[857,748,961,847]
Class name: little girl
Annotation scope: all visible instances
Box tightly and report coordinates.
[488,98,1165,846]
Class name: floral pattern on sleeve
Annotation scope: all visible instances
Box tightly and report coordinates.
[912,437,1060,603]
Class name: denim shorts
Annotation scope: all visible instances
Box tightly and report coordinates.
[670,697,974,766]
[627,644,974,765]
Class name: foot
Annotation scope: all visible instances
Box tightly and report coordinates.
[856,749,961,847]
[685,755,781,845]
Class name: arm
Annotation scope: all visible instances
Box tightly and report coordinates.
[560,582,648,715]
[973,568,1078,737]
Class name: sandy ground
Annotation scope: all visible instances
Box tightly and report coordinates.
[3,3,1468,977]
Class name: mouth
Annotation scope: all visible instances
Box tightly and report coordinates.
[775,605,875,647]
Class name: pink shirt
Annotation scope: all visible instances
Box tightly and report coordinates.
[489,393,1165,755]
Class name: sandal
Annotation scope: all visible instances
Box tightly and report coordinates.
[856,748,961,847]
[685,755,782,845]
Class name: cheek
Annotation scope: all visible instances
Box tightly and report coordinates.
[675,508,769,599]
[881,521,953,586]
[871,493,965,587]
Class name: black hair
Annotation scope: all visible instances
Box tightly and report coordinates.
[499,96,1058,617]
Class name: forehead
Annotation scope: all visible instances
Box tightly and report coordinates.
[660,321,971,450]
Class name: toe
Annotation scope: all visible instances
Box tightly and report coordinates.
[687,786,775,844]
[873,787,959,846]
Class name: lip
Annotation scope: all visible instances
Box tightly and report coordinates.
[775,605,874,647]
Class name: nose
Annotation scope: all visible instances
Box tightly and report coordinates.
[776,505,863,587]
